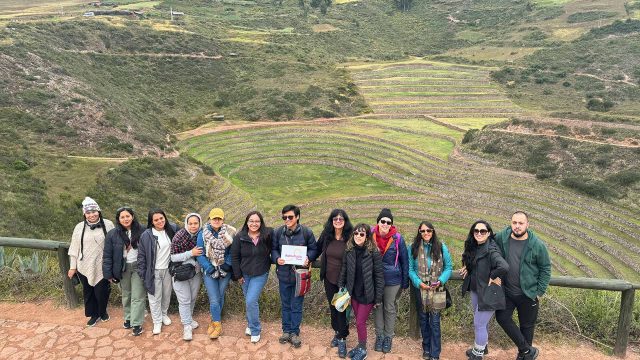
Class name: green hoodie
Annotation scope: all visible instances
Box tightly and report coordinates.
[494,226,551,300]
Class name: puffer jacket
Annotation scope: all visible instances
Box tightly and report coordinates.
[338,245,384,305]
[271,224,318,283]
[461,239,509,311]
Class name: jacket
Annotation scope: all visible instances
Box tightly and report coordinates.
[374,230,410,289]
[271,224,318,283]
[461,239,509,311]
[338,246,384,305]
[102,227,126,281]
[494,227,551,300]
[137,223,179,294]
[231,229,273,279]
[68,219,115,286]
[408,242,453,288]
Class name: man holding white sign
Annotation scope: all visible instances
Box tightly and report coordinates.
[271,204,318,349]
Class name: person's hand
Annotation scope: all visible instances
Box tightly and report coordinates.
[459,266,468,278]
[304,257,310,267]
[67,269,77,279]
[238,277,244,285]
[277,258,285,265]
[420,282,429,290]
[191,246,203,256]
[108,278,115,283]
[489,277,502,286]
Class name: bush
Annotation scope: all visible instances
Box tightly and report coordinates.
[607,168,640,186]
[461,129,478,144]
[586,98,614,112]
[561,176,618,199]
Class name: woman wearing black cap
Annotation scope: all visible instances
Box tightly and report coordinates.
[371,208,409,354]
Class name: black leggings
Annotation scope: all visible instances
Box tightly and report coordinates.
[495,293,539,352]
[78,272,111,318]
[324,279,349,339]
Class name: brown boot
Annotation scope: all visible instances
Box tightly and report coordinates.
[207,321,216,337]
[210,321,222,339]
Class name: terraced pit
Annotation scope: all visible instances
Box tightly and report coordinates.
[177,58,640,282]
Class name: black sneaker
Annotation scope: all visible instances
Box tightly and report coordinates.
[123,320,131,329]
[331,334,340,347]
[422,350,430,359]
[278,332,292,344]
[382,336,392,353]
[290,334,302,348]
[86,316,100,327]
[521,347,539,360]
[132,325,143,336]
[337,339,347,358]
[100,313,110,322]
[466,345,488,357]
[374,335,384,352]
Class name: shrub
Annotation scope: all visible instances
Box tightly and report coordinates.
[561,176,618,199]
[461,129,478,144]
[586,98,614,112]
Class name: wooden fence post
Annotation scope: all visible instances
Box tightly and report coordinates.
[409,287,420,339]
[57,247,78,308]
[614,288,635,357]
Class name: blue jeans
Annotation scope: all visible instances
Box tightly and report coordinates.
[203,272,232,321]
[415,287,442,358]
[242,272,269,336]
[278,281,305,335]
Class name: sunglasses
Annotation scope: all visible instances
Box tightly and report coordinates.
[474,228,489,235]
[419,229,433,234]
[354,231,367,237]
[379,219,393,225]
[333,217,344,222]
[282,215,295,221]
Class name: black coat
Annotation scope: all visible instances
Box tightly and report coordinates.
[338,245,384,305]
[462,239,509,311]
[231,229,273,279]
[137,223,179,295]
[102,228,126,281]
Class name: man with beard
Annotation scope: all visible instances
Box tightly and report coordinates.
[494,211,551,360]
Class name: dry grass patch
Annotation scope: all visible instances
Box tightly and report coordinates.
[444,46,540,62]
[312,24,339,32]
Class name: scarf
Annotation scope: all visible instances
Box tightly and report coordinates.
[373,225,398,254]
[171,228,197,255]
[203,224,233,266]
[418,241,443,312]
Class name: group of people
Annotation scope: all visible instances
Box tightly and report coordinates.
[68,197,551,360]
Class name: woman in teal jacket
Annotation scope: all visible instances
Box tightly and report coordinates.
[408,221,452,360]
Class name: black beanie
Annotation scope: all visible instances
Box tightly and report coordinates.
[377,208,393,223]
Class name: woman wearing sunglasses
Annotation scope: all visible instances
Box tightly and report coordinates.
[102,206,146,336]
[408,221,453,360]
[317,209,353,357]
[338,223,384,360]
[372,208,409,354]
[461,220,509,360]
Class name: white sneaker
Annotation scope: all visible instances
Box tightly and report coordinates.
[152,323,162,335]
[162,315,172,326]
[191,320,199,330]
[245,327,251,336]
[183,325,193,341]
[251,334,260,343]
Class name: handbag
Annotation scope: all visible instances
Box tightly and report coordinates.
[294,267,311,297]
[169,261,197,282]
[331,287,351,312]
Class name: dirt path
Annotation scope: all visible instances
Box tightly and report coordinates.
[0,301,636,360]
[489,128,640,148]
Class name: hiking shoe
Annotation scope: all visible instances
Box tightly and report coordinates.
[374,335,384,352]
[191,320,199,330]
[251,334,261,343]
[162,315,172,326]
[352,347,367,360]
[521,347,539,360]
[86,316,100,327]
[245,327,251,336]
[382,336,392,353]
[331,334,340,347]
[337,339,347,358]
[132,325,143,336]
[208,321,216,337]
[183,325,193,341]
[210,321,222,339]
[290,334,302,348]
[100,313,110,322]
[466,345,488,357]
[279,332,292,344]
[123,320,131,329]
[152,323,162,335]
[422,350,430,359]
[467,353,483,360]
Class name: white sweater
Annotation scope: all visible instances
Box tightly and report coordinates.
[68,220,115,286]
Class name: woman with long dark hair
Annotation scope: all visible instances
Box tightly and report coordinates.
[408,221,453,360]
[461,220,508,360]
[231,211,273,343]
[338,223,384,360]
[102,206,146,336]
[137,208,179,335]
[317,209,353,358]
[170,213,203,341]
[68,197,115,327]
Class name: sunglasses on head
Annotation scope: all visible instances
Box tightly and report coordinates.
[379,219,392,225]
[282,215,295,221]
[419,228,433,234]
[354,231,367,237]
[474,228,489,235]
